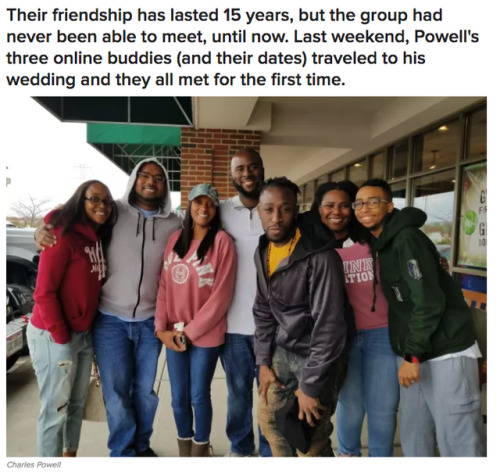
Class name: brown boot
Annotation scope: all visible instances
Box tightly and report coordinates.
[177,438,192,457]
[191,440,211,457]
[62,451,77,457]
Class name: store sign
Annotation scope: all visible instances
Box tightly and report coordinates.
[457,163,487,269]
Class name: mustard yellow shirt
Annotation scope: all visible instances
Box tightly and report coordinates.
[267,228,301,277]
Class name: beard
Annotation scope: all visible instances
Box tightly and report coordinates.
[232,179,262,200]
[130,188,164,207]
[266,224,296,245]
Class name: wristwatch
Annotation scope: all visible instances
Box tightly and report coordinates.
[403,354,419,363]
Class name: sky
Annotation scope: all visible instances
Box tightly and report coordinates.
[4,96,180,222]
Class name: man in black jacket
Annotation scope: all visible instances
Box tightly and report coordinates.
[354,178,485,457]
[253,177,349,456]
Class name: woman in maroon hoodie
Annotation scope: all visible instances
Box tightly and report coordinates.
[27,180,116,457]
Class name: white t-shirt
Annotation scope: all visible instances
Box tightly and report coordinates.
[219,195,263,335]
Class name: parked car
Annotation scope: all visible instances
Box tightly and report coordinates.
[6,227,39,265]
[6,286,31,370]
[6,227,38,371]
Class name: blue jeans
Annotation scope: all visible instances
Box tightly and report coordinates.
[166,345,220,442]
[220,333,272,456]
[27,323,94,457]
[93,313,162,457]
[336,327,399,457]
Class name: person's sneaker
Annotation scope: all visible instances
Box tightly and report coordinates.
[137,447,158,457]
[224,451,252,457]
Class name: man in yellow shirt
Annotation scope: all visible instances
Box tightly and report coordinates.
[253,177,351,456]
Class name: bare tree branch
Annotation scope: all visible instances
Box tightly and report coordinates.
[11,195,52,227]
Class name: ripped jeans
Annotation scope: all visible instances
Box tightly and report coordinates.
[258,345,344,457]
[27,323,94,457]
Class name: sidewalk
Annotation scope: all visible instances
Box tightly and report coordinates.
[6,349,402,457]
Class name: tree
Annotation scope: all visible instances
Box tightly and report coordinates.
[11,195,52,227]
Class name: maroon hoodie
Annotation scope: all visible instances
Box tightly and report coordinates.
[31,212,106,344]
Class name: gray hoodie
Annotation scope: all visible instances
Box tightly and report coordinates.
[99,158,181,320]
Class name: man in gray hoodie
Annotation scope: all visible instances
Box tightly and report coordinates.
[36,158,181,456]
[93,159,180,457]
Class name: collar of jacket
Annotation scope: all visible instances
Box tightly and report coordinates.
[257,225,336,271]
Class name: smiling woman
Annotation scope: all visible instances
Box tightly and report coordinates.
[154,183,237,456]
[27,180,117,457]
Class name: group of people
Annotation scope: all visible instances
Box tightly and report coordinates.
[28,148,485,458]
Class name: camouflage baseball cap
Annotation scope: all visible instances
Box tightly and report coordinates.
[188,183,220,206]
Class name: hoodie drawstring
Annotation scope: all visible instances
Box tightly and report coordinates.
[135,212,157,242]
[136,212,141,236]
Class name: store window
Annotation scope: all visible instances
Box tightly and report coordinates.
[457,162,487,270]
[412,169,455,259]
[388,140,409,179]
[316,174,329,186]
[466,108,486,160]
[390,181,407,209]
[298,185,304,207]
[330,169,345,182]
[303,181,315,210]
[370,152,385,179]
[413,120,459,173]
[347,159,367,185]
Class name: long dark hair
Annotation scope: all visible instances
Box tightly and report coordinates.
[48,180,117,248]
[312,180,370,244]
[173,202,223,263]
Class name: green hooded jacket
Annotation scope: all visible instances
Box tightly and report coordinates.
[374,207,475,361]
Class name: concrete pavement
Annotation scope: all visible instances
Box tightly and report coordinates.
[6,348,402,457]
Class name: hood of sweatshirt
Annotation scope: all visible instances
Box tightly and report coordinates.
[44,209,106,281]
[375,207,427,251]
[122,158,173,217]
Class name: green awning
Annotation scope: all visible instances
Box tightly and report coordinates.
[87,123,181,146]
[33,96,193,126]
[87,123,182,191]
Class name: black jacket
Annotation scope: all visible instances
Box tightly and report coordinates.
[376,208,475,361]
[253,226,350,398]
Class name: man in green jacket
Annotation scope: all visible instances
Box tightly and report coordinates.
[354,178,485,457]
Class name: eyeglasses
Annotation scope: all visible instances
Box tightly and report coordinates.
[137,171,166,183]
[352,198,390,210]
[85,196,114,207]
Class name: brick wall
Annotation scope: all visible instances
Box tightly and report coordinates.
[180,128,261,207]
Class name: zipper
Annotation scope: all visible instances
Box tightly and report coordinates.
[132,216,147,318]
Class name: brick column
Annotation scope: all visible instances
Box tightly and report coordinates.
[180,128,261,207]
